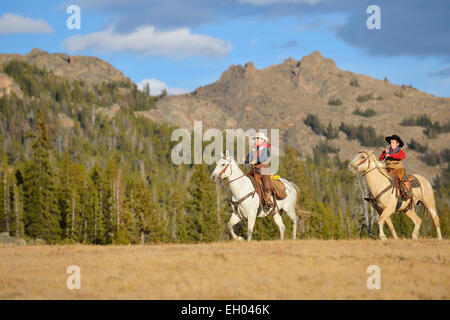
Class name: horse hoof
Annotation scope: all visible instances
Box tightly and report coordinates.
[380,236,387,241]
[237,236,244,242]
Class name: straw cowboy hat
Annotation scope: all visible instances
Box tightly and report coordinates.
[251,132,269,142]
[385,134,404,148]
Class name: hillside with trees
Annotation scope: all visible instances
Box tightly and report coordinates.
[0,55,448,244]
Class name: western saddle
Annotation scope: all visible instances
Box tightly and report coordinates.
[246,167,287,215]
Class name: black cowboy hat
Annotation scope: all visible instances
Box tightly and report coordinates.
[385,134,404,148]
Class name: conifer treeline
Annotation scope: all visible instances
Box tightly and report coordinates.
[0,60,448,243]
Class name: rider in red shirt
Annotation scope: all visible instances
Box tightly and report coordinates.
[379,135,408,198]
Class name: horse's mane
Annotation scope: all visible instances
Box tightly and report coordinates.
[364,150,392,179]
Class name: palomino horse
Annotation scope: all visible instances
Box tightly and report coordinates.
[210,150,300,241]
[349,150,442,240]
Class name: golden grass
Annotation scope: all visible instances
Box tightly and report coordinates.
[0,239,448,300]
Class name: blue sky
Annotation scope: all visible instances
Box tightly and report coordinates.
[0,0,449,97]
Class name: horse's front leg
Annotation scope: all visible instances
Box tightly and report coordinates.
[273,212,286,240]
[227,213,244,241]
[378,208,394,240]
[385,216,398,239]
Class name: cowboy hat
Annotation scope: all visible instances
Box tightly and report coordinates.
[251,132,269,142]
[385,134,404,148]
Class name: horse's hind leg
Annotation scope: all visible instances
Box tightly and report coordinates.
[385,217,398,239]
[273,213,286,240]
[404,209,422,239]
[285,207,299,239]
[227,213,244,241]
[421,198,443,240]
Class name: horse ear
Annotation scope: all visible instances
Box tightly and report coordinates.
[220,152,224,158]
[225,150,230,158]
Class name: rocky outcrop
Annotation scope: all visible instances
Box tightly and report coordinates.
[0,232,27,246]
[0,48,131,85]
[143,50,450,179]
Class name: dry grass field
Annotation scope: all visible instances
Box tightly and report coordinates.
[0,239,448,300]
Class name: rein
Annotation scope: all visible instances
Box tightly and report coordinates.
[219,159,247,185]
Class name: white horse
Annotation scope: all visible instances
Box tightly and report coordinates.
[210,150,300,241]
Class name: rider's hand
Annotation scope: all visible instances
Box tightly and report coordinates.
[385,147,389,153]
[250,159,256,165]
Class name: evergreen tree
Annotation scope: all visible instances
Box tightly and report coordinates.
[131,182,167,243]
[22,111,61,242]
[0,152,10,233]
[185,164,219,242]
[90,163,106,244]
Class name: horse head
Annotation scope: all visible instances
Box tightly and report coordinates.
[210,150,234,183]
[348,150,376,174]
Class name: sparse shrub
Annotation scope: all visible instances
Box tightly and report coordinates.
[407,139,428,153]
[420,149,450,166]
[304,115,339,140]
[352,107,377,118]
[328,97,342,106]
[304,114,325,136]
[325,121,339,140]
[339,122,385,147]
[401,115,449,138]
[350,79,359,87]
[394,91,404,98]
[314,141,340,154]
[356,93,373,103]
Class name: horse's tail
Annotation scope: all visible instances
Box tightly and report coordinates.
[291,182,300,198]
[290,183,305,217]
[289,183,320,218]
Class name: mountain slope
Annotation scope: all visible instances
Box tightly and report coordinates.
[142,51,450,179]
[0,48,129,93]
[0,49,448,179]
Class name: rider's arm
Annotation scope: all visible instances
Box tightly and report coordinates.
[379,150,387,161]
[390,149,405,160]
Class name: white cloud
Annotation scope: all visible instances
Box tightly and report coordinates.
[137,78,189,96]
[0,13,53,34]
[239,0,321,5]
[63,25,232,58]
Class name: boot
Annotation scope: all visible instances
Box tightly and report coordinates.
[401,178,413,200]
[395,177,401,198]
[265,191,273,209]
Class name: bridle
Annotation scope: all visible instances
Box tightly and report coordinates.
[218,158,246,184]
[356,151,377,176]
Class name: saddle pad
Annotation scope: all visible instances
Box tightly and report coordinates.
[406,175,421,188]
[272,179,287,200]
